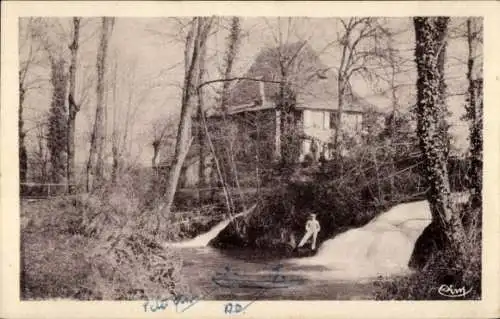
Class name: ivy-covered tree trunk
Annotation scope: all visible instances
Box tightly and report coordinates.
[48,57,68,185]
[413,17,467,260]
[465,18,483,210]
[67,17,81,194]
[466,79,483,209]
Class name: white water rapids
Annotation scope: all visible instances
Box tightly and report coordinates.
[167,200,434,280]
[290,200,432,279]
[167,204,257,248]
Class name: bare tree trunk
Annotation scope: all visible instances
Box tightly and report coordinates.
[388,38,399,198]
[34,123,49,183]
[332,18,391,174]
[151,118,174,179]
[209,16,243,205]
[196,108,205,194]
[414,17,467,260]
[111,146,119,183]
[332,77,345,176]
[201,111,234,215]
[110,61,120,184]
[465,18,483,210]
[333,19,353,167]
[67,17,81,194]
[162,17,213,214]
[48,57,68,184]
[152,141,160,169]
[87,17,114,192]
[19,84,27,183]
[220,17,241,113]
[196,35,207,198]
[19,19,35,185]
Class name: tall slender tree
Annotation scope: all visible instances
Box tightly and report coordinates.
[110,59,120,183]
[18,18,38,183]
[465,18,483,210]
[30,19,70,186]
[207,17,243,201]
[332,18,392,163]
[220,17,242,113]
[30,18,71,186]
[195,24,208,192]
[25,18,70,187]
[67,17,81,193]
[47,55,69,185]
[161,17,213,214]
[19,76,28,183]
[413,17,467,260]
[87,17,115,191]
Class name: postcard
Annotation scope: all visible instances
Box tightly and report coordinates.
[1,1,499,318]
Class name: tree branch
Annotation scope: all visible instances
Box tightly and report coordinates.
[197,76,283,92]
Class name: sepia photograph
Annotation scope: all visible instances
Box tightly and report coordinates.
[2,1,500,318]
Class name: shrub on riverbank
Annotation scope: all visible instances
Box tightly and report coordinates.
[21,195,183,300]
[20,177,225,300]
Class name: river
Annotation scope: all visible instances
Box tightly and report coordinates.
[167,200,433,300]
[173,246,378,300]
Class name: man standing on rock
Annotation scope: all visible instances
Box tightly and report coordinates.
[298,213,321,250]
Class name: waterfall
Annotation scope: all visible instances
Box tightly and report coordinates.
[167,204,257,248]
[291,200,432,279]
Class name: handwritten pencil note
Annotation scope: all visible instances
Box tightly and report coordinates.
[142,263,303,314]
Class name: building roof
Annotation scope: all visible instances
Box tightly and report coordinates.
[224,41,372,115]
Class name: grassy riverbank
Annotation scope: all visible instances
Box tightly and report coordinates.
[20,184,226,300]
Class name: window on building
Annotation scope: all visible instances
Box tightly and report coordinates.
[309,110,323,129]
[322,111,330,129]
[307,110,340,130]
[355,114,363,131]
[329,112,340,130]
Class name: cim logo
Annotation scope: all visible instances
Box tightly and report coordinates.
[437,284,473,298]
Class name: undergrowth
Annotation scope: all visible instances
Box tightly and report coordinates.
[21,177,223,300]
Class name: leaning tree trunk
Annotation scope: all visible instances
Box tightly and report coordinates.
[67,17,81,194]
[218,16,242,205]
[414,17,467,261]
[87,17,114,192]
[48,57,68,185]
[162,17,212,214]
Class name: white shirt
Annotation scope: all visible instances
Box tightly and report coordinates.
[305,219,320,233]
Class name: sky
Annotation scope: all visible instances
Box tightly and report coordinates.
[20,17,480,168]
